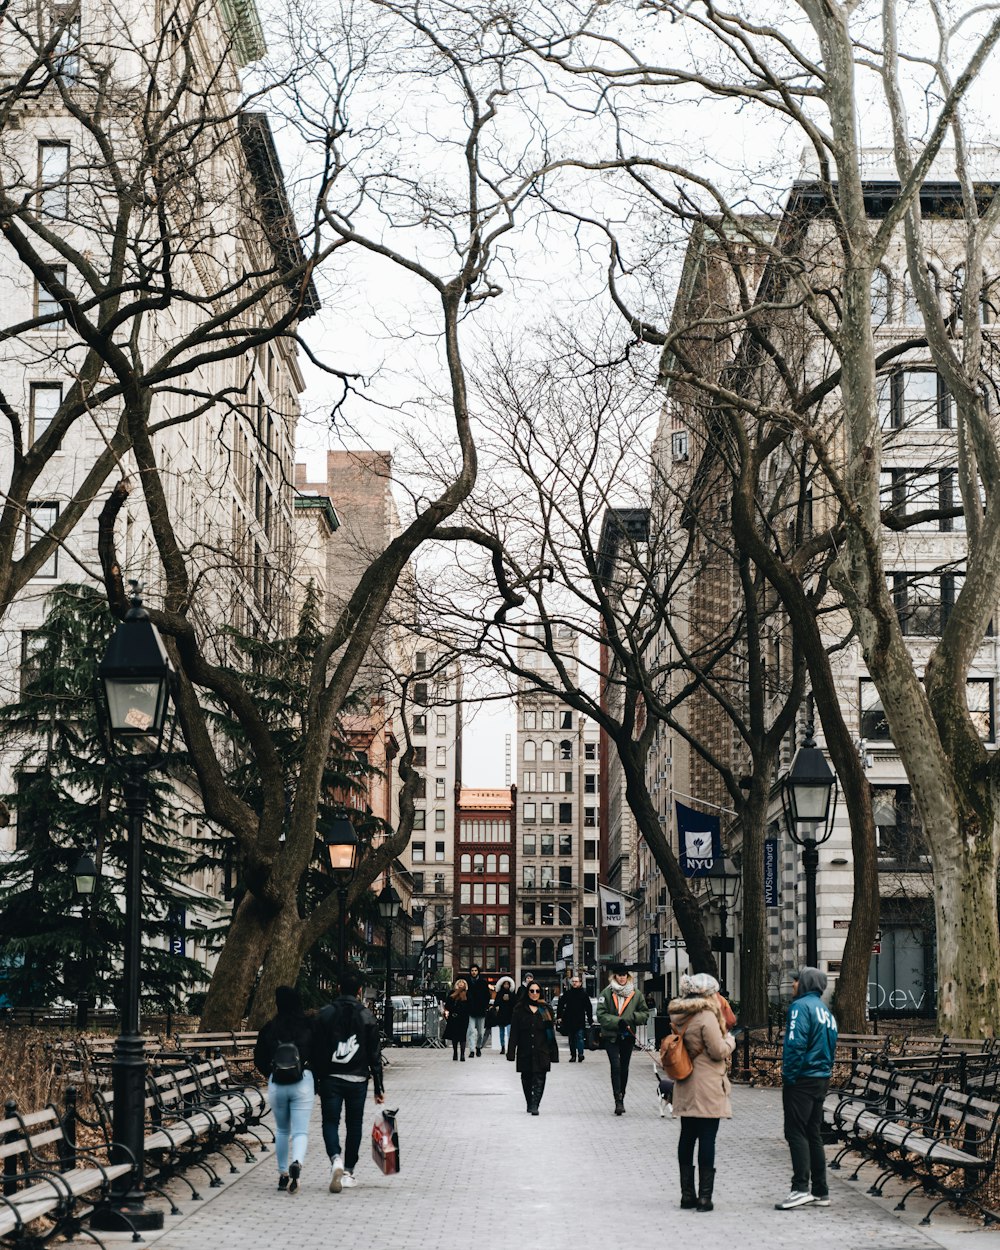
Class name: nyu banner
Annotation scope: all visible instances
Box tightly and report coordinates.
[676,801,722,878]
[599,885,625,927]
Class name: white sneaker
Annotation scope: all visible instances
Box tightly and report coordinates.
[329,1157,343,1194]
[812,1195,831,1207]
[341,1171,357,1189]
[775,1191,814,1210]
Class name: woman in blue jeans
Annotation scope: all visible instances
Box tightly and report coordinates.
[254,986,316,1193]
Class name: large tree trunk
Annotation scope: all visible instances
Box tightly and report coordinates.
[739,785,770,1027]
[247,903,310,1027]
[199,894,276,1029]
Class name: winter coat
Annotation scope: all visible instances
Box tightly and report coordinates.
[493,984,515,1027]
[506,1000,560,1073]
[443,994,471,1043]
[782,968,838,1084]
[467,975,491,1016]
[556,986,593,1031]
[253,1011,316,1081]
[596,980,649,1043]
[312,995,385,1096]
[667,993,735,1119]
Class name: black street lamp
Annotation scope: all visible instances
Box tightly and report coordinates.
[93,584,174,1233]
[73,852,98,1029]
[781,722,837,969]
[324,817,359,978]
[705,857,741,997]
[377,882,401,1042]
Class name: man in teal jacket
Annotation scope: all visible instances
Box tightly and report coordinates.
[775,967,838,1210]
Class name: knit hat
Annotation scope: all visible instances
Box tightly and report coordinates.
[680,972,720,997]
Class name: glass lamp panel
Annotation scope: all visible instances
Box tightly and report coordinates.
[103,676,167,734]
[791,781,830,822]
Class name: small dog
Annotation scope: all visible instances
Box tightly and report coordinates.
[654,1061,674,1117]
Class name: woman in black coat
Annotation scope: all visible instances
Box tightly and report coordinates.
[493,976,516,1055]
[443,979,471,1061]
[506,983,559,1114]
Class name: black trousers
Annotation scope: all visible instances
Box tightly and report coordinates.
[520,1070,546,1109]
[605,1036,635,1097]
[677,1117,720,1170]
[782,1077,829,1196]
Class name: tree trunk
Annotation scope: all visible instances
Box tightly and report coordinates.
[739,785,770,1027]
[199,894,276,1030]
[247,903,310,1027]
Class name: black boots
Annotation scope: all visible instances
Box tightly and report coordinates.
[696,1168,716,1212]
[679,1165,697,1209]
[529,1074,546,1114]
[613,1095,625,1115]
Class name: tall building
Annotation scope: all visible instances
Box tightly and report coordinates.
[454,787,515,981]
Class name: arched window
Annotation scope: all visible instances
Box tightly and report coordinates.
[903,265,942,326]
[540,938,555,964]
[559,739,572,760]
[486,854,497,873]
[522,938,537,965]
[954,265,993,325]
[541,740,554,762]
[871,266,891,324]
[499,853,510,872]
[474,853,485,871]
[460,854,471,872]
[523,740,536,762]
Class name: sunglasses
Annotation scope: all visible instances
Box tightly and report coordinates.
[528,988,541,995]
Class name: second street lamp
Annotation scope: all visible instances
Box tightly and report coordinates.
[73,851,98,1029]
[781,721,838,969]
[377,882,401,1042]
[93,584,175,1233]
[705,858,741,998]
[324,817,359,978]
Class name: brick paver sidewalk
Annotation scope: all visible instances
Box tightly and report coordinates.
[67,1044,998,1250]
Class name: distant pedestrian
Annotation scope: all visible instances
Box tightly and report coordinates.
[667,972,736,1213]
[774,968,838,1211]
[556,975,593,1063]
[253,985,316,1194]
[313,970,385,1193]
[444,978,471,1061]
[596,964,649,1115]
[506,981,559,1114]
[466,964,491,1056]
[493,976,516,1054]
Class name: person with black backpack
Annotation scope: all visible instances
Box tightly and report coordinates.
[253,985,316,1194]
[313,970,385,1193]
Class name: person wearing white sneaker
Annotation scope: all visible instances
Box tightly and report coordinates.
[340,1171,357,1188]
[329,1156,344,1194]
[776,968,838,1211]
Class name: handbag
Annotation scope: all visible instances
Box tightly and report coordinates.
[586,1023,603,1051]
[371,1109,400,1175]
[659,1023,693,1081]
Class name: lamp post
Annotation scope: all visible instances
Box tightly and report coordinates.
[324,817,359,978]
[705,857,741,997]
[93,584,175,1233]
[781,722,838,969]
[73,852,98,1029]
[377,882,401,1042]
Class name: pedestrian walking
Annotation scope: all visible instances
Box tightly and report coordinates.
[443,978,471,1061]
[667,972,736,1213]
[313,970,385,1194]
[556,975,593,1063]
[253,985,316,1194]
[506,981,559,1114]
[774,967,838,1211]
[466,964,491,1056]
[492,975,516,1054]
[596,963,649,1115]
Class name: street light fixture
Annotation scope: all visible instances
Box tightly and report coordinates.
[73,852,98,1029]
[704,857,741,997]
[780,721,838,969]
[93,583,175,1233]
[377,881,401,1042]
[324,817,359,978]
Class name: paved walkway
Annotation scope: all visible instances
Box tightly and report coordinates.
[68,1044,999,1250]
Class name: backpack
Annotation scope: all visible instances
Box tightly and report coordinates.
[271,1039,304,1084]
[324,999,362,1067]
[659,1023,693,1081]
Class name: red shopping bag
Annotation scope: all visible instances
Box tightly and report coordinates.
[371,1109,400,1175]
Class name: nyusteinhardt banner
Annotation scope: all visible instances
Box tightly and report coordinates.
[676,801,722,877]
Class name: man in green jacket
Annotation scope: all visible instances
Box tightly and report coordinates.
[596,964,649,1115]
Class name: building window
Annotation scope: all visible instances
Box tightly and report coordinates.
[872,784,929,865]
[882,468,958,533]
[558,802,572,824]
[557,739,572,761]
[30,385,62,444]
[486,853,497,872]
[20,631,42,694]
[671,430,689,461]
[540,772,554,792]
[38,142,70,217]
[415,650,428,671]
[522,938,537,964]
[585,742,597,761]
[540,905,554,927]
[871,266,892,323]
[435,840,445,860]
[523,864,536,888]
[486,883,497,904]
[474,854,484,871]
[584,906,597,927]
[523,739,536,761]
[523,802,536,825]
[890,571,962,637]
[437,714,448,735]
[540,833,554,856]
[558,903,572,926]
[561,771,573,793]
[436,745,447,767]
[584,808,597,827]
[524,709,537,730]
[413,745,427,767]
[522,771,536,792]
[559,865,572,888]
[15,773,47,850]
[498,883,509,904]
[413,809,426,830]
[499,853,509,872]
[35,269,67,327]
[461,854,471,872]
[434,873,445,894]
[540,802,554,824]
[969,678,995,741]
[859,680,890,741]
[541,710,554,730]
[412,841,425,862]
[584,774,597,794]
[523,832,536,855]
[584,871,597,892]
[584,839,598,860]
[540,864,554,888]
[559,834,572,855]
[560,710,572,728]
[460,883,470,904]
[880,369,951,430]
[473,882,484,904]
[434,810,445,831]
[414,682,428,705]
[435,777,446,799]
[414,776,426,799]
[413,714,426,735]
[27,503,59,577]
[540,740,554,762]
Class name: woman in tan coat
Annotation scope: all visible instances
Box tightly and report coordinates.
[667,972,736,1213]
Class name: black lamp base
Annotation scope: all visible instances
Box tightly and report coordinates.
[91,1201,165,1233]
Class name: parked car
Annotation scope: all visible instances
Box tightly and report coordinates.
[391,995,430,1043]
